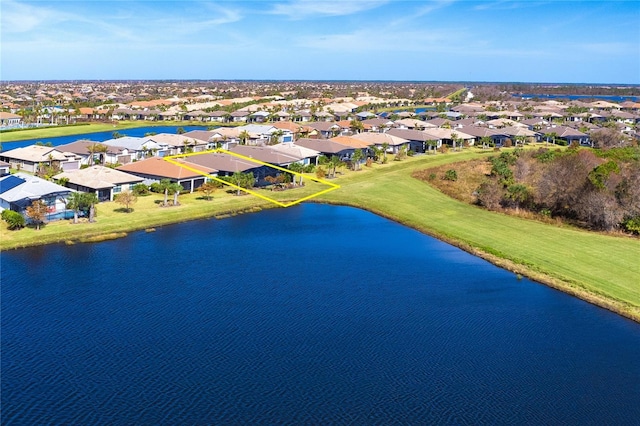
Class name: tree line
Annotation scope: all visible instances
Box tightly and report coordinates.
[475,147,640,233]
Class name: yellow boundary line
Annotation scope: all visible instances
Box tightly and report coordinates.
[163,148,340,207]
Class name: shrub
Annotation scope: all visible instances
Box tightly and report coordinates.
[428,173,436,181]
[2,210,25,229]
[623,216,640,234]
[150,182,164,193]
[407,150,415,157]
[443,169,458,181]
[132,183,150,196]
[365,158,373,167]
[316,167,326,179]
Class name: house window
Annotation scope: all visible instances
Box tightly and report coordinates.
[113,185,122,194]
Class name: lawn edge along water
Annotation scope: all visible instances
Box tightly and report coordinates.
[1,149,638,323]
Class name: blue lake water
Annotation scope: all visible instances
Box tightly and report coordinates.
[2,204,639,424]
[0,125,208,151]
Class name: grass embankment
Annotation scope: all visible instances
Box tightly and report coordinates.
[316,151,640,322]
[0,120,234,143]
[1,147,638,321]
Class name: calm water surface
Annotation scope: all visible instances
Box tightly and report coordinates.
[2,204,639,425]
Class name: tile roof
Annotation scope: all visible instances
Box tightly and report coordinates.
[56,165,143,189]
[117,157,213,179]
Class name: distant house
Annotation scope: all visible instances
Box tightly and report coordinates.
[295,138,358,160]
[0,111,22,127]
[305,122,342,139]
[0,172,72,220]
[230,110,251,122]
[146,133,209,154]
[0,145,81,173]
[55,165,144,202]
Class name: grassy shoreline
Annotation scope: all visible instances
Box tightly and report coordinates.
[2,148,638,322]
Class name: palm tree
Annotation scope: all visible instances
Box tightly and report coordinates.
[239,130,251,145]
[66,192,85,224]
[349,119,364,134]
[352,149,363,171]
[381,142,389,163]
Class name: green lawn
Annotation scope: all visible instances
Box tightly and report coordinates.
[2,147,638,320]
[317,152,640,320]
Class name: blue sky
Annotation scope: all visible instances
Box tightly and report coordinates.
[2,0,639,83]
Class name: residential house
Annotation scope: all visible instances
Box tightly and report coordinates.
[0,160,10,176]
[230,110,251,122]
[294,138,358,160]
[0,172,72,220]
[541,126,590,146]
[103,136,168,160]
[350,132,411,154]
[387,128,442,153]
[0,145,81,173]
[146,133,209,154]
[117,157,213,192]
[269,143,321,166]
[361,118,395,132]
[55,165,144,201]
[57,140,131,166]
[306,122,342,139]
[0,111,23,127]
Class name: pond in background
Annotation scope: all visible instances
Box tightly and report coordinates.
[2,204,639,424]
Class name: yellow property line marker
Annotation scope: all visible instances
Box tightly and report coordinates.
[163,148,340,208]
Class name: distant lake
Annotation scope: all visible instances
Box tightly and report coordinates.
[514,93,640,102]
[2,204,639,424]
[0,125,208,151]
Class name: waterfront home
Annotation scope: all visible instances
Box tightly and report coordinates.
[55,165,144,202]
[182,129,239,149]
[146,133,209,154]
[0,172,72,220]
[271,121,317,140]
[117,157,213,192]
[103,136,168,160]
[57,140,131,166]
[0,145,81,173]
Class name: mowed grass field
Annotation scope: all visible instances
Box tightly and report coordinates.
[1,148,638,320]
[317,151,640,320]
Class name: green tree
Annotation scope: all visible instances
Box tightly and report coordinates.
[381,142,389,163]
[352,149,364,171]
[349,119,364,134]
[288,162,305,185]
[66,191,88,224]
[239,130,251,145]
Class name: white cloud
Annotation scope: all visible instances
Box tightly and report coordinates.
[1,0,70,33]
[270,0,388,19]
